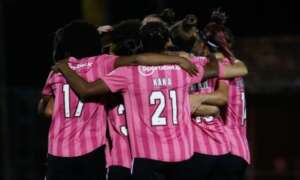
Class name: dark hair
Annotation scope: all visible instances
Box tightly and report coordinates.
[53,20,102,62]
[203,8,235,60]
[170,14,199,52]
[159,8,176,26]
[142,8,176,27]
[111,19,143,55]
[140,22,170,53]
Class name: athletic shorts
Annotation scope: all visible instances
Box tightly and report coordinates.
[131,158,193,180]
[46,146,106,180]
[173,153,219,180]
[107,166,131,180]
[210,153,248,180]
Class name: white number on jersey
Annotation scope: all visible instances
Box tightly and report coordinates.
[63,84,84,118]
[194,116,214,124]
[117,104,125,115]
[241,92,247,126]
[150,90,178,126]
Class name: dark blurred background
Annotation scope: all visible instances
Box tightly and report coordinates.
[1,0,300,180]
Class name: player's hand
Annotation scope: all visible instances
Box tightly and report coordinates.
[179,59,198,76]
[189,94,206,113]
[52,58,68,73]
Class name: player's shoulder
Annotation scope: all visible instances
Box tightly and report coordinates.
[95,54,118,63]
[45,70,64,84]
[104,66,132,78]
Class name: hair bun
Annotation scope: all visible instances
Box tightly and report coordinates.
[210,8,228,25]
[183,14,198,27]
[159,8,176,25]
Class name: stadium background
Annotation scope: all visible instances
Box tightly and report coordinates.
[0,0,299,179]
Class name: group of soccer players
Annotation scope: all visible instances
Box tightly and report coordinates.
[38,8,250,180]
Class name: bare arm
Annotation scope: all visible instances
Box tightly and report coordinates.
[54,62,111,102]
[115,53,198,76]
[202,56,248,80]
[222,59,248,78]
[192,81,229,107]
[38,96,53,118]
[192,104,220,117]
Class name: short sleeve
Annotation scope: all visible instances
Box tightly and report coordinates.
[101,67,130,93]
[219,59,230,86]
[189,60,206,84]
[42,71,54,96]
[98,54,119,74]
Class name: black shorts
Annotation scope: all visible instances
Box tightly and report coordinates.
[131,158,192,180]
[107,166,131,180]
[210,153,248,180]
[46,146,106,180]
[174,153,219,180]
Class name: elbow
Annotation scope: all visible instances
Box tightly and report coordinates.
[44,108,52,119]
[78,93,90,102]
[240,66,248,76]
[237,60,248,76]
[243,67,248,76]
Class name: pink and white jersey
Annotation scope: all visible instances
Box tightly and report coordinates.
[42,54,117,157]
[101,61,205,162]
[223,75,250,163]
[190,56,230,156]
[105,102,132,169]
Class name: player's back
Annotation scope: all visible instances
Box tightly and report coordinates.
[222,70,250,163]
[224,77,246,127]
[43,55,116,157]
[102,62,205,162]
[189,56,230,155]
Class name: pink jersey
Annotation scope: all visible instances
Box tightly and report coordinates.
[190,57,230,156]
[101,61,205,162]
[42,54,117,157]
[105,102,132,169]
[223,76,250,163]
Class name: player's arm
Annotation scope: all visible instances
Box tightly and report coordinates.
[114,53,198,76]
[202,55,248,80]
[222,59,248,78]
[191,81,229,107]
[53,62,112,102]
[38,96,54,118]
[192,104,220,117]
[190,93,220,116]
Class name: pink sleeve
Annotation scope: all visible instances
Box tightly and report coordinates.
[218,58,231,79]
[190,61,205,84]
[101,67,130,93]
[99,54,119,74]
[42,71,54,96]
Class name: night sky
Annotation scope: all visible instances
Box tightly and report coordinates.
[2,0,299,87]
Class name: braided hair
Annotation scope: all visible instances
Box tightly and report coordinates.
[203,8,235,61]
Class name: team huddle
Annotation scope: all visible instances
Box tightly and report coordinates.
[38,8,250,180]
